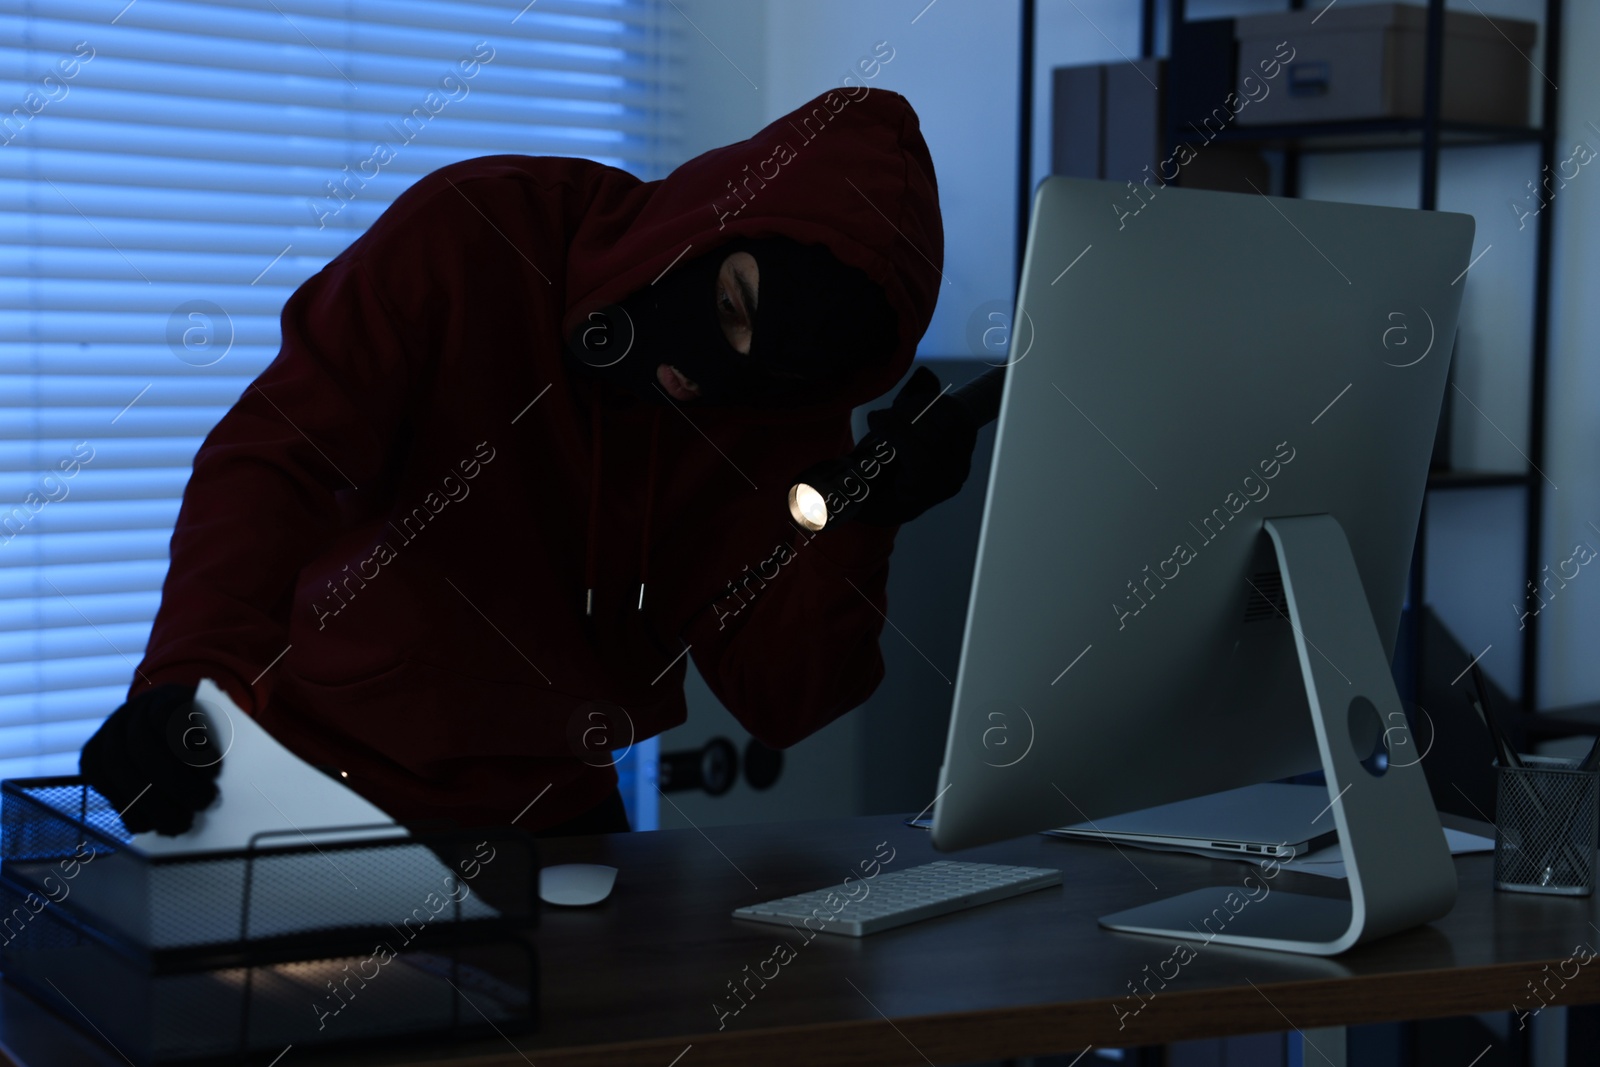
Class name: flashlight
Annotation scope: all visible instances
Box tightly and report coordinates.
[788,366,1006,530]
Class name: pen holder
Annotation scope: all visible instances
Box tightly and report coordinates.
[1494,755,1599,896]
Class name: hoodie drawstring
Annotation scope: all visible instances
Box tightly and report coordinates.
[585,389,601,617]
[584,392,664,617]
[638,407,662,611]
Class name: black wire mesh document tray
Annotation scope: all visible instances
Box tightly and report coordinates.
[1,777,541,1063]
[0,678,550,1061]
[3,677,533,948]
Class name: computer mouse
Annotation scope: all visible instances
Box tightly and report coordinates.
[538,863,618,907]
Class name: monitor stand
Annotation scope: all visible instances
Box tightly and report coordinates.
[1099,514,1458,956]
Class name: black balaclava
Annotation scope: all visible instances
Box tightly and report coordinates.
[564,236,898,407]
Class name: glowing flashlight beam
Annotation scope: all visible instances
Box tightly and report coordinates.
[789,483,828,531]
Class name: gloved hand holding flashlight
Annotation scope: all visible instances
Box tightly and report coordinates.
[789,365,1003,530]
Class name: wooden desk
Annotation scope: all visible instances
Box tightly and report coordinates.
[3,813,1597,1067]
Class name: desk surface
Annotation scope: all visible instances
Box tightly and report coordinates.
[3,812,1597,1067]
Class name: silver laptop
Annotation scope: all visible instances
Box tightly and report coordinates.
[1046,782,1338,859]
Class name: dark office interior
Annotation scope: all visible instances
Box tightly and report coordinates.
[1,1,1597,1065]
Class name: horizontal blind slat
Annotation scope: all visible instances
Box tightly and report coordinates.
[0,749,85,781]
[0,621,151,664]
[0,653,141,698]
[2,115,660,172]
[0,469,202,502]
[0,530,171,569]
[0,83,656,141]
[0,591,165,629]
[0,438,204,470]
[0,376,254,406]
[0,347,277,377]
[0,560,169,600]
[0,683,129,729]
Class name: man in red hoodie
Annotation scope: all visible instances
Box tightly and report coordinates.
[80,88,967,839]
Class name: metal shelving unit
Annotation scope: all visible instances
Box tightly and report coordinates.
[1017,0,1564,721]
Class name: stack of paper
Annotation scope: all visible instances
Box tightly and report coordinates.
[44,679,499,947]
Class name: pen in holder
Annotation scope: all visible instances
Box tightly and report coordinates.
[1494,754,1599,896]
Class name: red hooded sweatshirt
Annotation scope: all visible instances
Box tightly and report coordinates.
[129,88,944,832]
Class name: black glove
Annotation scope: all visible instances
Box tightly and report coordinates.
[852,367,980,527]
[79,683,224,835]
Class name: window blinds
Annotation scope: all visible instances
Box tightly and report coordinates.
[0,0,682,781]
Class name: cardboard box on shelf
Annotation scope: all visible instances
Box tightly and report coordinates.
[1234,2,1538,127]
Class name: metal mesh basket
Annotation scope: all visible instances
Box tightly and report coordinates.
[1,776,542,1063]
[1,872,537,1064]
[2,777,537,951]
[1494,756,1599,896]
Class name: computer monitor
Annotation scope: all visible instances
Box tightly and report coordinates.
[930,176,1475,956]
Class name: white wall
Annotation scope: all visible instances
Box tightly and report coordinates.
[672,0,766,161]
[1539,0,1600,709]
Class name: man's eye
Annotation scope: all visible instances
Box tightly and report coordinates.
[718,289,738,317]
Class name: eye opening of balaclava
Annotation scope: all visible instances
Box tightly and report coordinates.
[564,236,899,408]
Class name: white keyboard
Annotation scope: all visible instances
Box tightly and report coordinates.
[732,860,1062,937]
